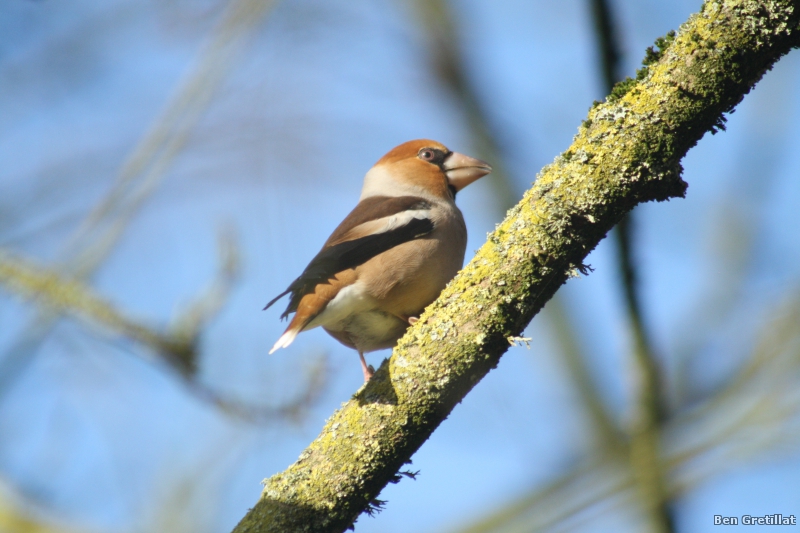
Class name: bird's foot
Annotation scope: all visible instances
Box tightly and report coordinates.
[391,313,419,326]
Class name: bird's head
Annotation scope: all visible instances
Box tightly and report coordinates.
[361,139,492,200]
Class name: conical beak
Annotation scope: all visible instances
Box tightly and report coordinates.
[443,152,492,192]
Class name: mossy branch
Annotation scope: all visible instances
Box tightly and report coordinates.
[233,2,800,531]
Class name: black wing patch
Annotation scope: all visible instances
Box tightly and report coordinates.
[264,212,434,319]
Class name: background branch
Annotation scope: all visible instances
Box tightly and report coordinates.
[412,0,517,210]
[588,1,674,531]
[0,251,194,369]
[0,0,279,399]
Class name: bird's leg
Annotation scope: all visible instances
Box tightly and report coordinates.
[359,351,374,381]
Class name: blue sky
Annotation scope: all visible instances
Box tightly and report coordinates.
[1,1,799,532]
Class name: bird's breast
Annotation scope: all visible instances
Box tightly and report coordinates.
[362,203,467,315]
[311,202,467,353]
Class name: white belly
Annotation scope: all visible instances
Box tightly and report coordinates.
[325,311,409,353]
[303,282,408,352]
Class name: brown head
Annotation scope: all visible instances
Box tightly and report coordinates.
[360,139,492,201]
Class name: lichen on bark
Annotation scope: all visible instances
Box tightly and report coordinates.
[232,1,800,532]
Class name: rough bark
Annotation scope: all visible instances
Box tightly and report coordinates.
[232,1,800,531]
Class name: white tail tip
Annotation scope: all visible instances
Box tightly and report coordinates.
[269,329,299,354]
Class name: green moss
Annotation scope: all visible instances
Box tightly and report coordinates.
[607,30,677,103]
[645,30,677,65]
[607,76,636,103]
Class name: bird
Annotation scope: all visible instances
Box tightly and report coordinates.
[264,139,492,381]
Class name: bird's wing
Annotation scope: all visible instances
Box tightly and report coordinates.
[264,195,435,318]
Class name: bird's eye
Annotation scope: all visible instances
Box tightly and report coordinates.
[418,148,437,162]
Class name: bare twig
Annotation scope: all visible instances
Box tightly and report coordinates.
[412,0,516,210]
[62,0,279,274]
[187,353,330,425]
[0,0,278,395]
[0,251,194,370]
[0,238,330,425]
[587,1,673,531]
[545,296,625,451]
[169,227,242,364]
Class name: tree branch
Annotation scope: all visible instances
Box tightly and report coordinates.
[233,2,800,531]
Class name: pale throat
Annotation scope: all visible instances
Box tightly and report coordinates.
[360,164,445,202]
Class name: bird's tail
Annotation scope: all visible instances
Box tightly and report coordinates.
[268,294,324,354]
[269,327,300,354]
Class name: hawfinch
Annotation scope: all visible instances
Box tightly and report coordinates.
[265,139,492,381]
